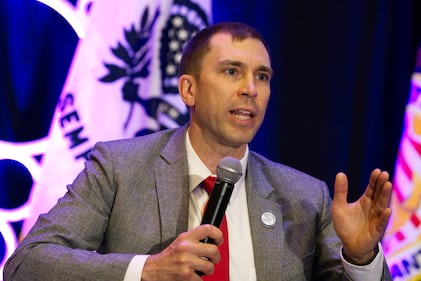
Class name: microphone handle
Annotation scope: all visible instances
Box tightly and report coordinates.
[197,180,234,276]
[201,180,234,231]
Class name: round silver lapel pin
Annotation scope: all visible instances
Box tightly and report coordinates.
[261,211,277,228]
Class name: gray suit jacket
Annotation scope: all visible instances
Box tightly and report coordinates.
[4,125,392,280]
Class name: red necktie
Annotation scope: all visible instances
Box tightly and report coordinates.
[202,176,230,281]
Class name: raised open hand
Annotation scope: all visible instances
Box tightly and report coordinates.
[332,169,392,264]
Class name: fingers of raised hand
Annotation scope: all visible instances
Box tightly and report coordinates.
[367,169,392,203]
[366,170,392,232]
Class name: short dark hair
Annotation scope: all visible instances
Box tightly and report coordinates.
[178,22,270,79]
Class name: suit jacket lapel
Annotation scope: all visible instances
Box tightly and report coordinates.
[154,125,190,249]
[246,155,284,280]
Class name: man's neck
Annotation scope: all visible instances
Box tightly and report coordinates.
[186,126,246,174]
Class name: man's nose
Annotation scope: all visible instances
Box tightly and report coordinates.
[239,75,258,97]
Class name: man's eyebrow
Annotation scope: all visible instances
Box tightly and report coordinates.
[218,60,245,68]
[257,65,273,76]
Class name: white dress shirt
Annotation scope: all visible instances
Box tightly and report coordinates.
[185,133,256,281]
[123,130,385,281]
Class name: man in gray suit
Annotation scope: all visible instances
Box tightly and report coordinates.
[4,22,392,281]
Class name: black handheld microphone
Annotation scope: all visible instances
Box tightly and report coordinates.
[201,156,242,244]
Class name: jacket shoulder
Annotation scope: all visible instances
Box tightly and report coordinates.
[248,151,330,199]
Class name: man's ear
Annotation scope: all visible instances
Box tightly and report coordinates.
[178,74,196,106]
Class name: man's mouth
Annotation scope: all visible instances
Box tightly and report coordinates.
[230,109,255,120]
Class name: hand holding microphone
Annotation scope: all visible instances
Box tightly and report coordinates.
[143,157,243,280]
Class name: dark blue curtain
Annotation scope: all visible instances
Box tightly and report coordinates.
[1,0,421,204]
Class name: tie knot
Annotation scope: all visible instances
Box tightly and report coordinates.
[202,176,216,195]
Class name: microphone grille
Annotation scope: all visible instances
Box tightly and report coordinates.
[216,157,243,184]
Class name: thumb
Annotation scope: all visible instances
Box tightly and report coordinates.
[333,172,349,206]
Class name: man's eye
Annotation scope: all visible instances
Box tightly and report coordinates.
[225,69,238,76]
[256,73,269,81]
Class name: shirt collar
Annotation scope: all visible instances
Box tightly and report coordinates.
[185,128,248,192]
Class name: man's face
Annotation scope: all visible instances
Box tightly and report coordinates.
[186,32,272,151]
